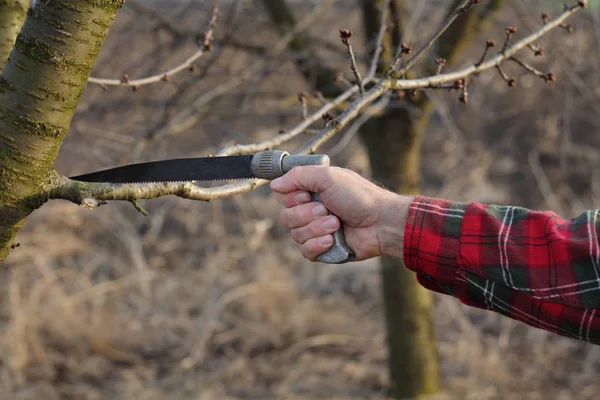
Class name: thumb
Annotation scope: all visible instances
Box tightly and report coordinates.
[270,165,332,194]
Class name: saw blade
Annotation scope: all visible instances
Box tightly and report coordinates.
[69,155,255,184]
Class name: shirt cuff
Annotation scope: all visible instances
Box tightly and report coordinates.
[403,196,468,296]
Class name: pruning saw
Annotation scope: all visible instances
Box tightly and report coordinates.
[70,150,355,264]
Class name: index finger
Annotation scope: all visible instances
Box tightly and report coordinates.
[269,166,330,194]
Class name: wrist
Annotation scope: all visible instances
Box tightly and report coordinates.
[377,193,413,259]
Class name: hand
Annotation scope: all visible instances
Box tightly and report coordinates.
[269,166,413,262]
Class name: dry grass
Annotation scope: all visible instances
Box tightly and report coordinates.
[2,1,600,399]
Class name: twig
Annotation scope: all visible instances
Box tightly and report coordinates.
[510,57,554,83]
[459,79,469,104]
[366,0,392,77]
[153,0,337,140]
[87,6,219,88]
[340,29,365,95]
[298,92,308,121]
[477,40,496,66]
[435,58,447,74]
[389,2,583,91]
[495,65,515,86]
[329,92,392,157]
[502,26,518,53]
[390,0,478,76]
[216,84,364,156]
[527,43,545,56]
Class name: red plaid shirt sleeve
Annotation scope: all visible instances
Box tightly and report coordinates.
[404,196,600,344]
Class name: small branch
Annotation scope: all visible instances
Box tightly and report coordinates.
[298,92,308,121]
[495,65,515,87]
[390,2,583,91]
[216,83,365,156]
[88,6,219,88]
[390,0,478,76]
[435,58,447,75]
[366,0,392,77]
[459,79,469,104]
[502,26,518,53]
[50,178,267,205]
[476,40,496,66]
[527,44,545,56]
[334,72,354,88]
[560,23,574,33]
[509,57,554,83]
[314,91,327,106]
[329,92,392,156]
[131,198,148,216]
[340,29,365,95]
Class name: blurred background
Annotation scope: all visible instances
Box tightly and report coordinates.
[3,0,600,398]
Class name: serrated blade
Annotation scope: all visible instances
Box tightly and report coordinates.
[69,155,255,184]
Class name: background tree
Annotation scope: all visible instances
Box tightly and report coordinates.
[262,0,506,397]
[0,1,594,398]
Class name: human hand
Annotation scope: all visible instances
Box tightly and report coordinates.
[269,166,412,262]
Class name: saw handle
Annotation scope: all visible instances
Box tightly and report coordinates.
[310,192,355,264]
[252,150,355,264]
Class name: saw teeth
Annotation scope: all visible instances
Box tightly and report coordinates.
[116,178,241,185]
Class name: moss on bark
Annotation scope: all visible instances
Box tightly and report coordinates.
[0,0,29,72]
[0,0,123,262]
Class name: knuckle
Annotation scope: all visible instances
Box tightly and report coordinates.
[300,243,315,261]
[310,217,326,236]
[290,228,302,243]
[279,210,291,227]
[287,165,303,180]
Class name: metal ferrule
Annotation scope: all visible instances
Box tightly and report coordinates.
[251,150,330,180]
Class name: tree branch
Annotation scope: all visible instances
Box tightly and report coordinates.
[49,1,587,209]
[87,5,219,89]
[389,0,477,76]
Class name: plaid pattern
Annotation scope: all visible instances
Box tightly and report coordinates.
[404,196,600,344]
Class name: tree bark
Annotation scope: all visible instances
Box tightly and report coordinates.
[0,0,124,262]
[0,0,29,71]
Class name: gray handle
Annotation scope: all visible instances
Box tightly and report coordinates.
[311,192,355,264]
[252,150,355,264]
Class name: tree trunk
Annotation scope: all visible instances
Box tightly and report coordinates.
[0,0,29,71]
[359,1,506,397]
[0,1,124,262]
[360,104,438,398]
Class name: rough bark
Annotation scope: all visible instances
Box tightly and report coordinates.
[0,0,124,262]
[359,1,506,397]
[0,0,29,71]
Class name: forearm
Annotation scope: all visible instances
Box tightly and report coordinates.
[391,195,600,344]
[377,193,413,259]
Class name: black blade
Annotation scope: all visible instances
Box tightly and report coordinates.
[69,155,255,183]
